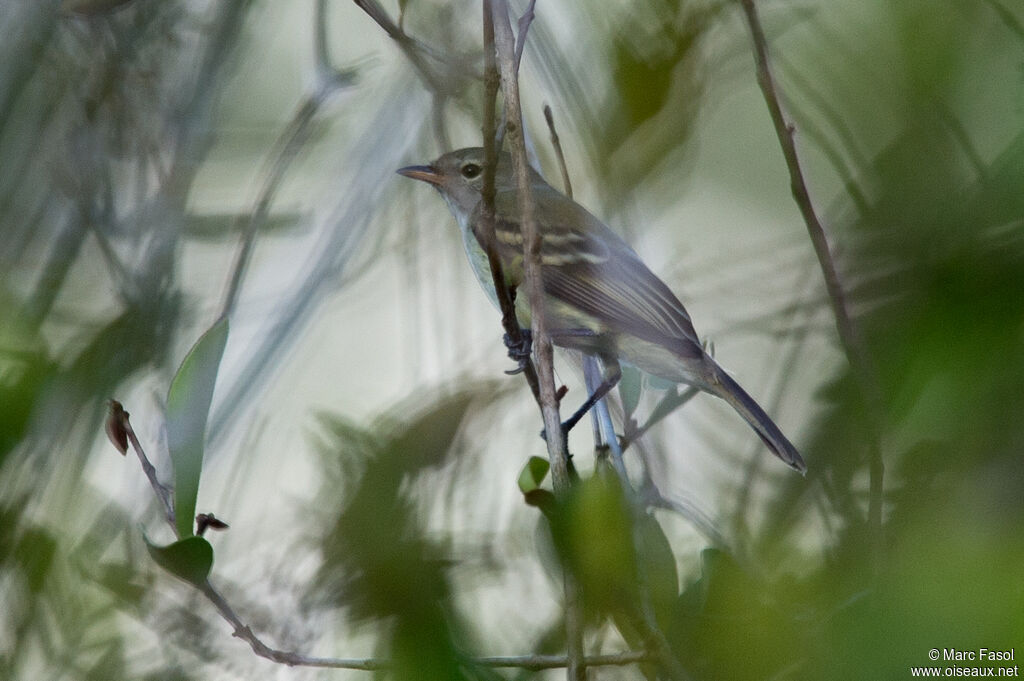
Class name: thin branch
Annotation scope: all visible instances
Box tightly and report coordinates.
[490,0,565,487]
[514,0,538,73]
[543,104,572,198]
[738,0,860,368]
[481,0,542,402]
[214,582,654,672]
[352,0,477,95]
[492,4,588,680]
[112,403,175,528]
[738,0,885,570]
[196,581,388,670]
[476,651,649,670]
[772,53,871,213]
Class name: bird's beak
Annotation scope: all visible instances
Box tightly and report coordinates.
[396,164,442,186]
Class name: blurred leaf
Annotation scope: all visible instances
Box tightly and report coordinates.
[92,562,150,605]
[166,318,229,538]
[670,548,799,680]
[84,644,127,681]
[0,512,58,594]
[184,211,303,242]
[0,291,54,461]
[517,455,550,494]
[144,535,214,587]
[807,504,1024,680]
[595,0,720,197]
[314,388,485,612]
[610,508,681,677]
[634,510,679,628]
[559,471,638,614]
[311,387,499,681]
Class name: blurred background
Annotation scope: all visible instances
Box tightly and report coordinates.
[2,0,1023,679]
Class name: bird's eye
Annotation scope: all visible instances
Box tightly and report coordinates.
[460,163,482,179]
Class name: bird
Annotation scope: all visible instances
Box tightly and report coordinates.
[398,147,805,474]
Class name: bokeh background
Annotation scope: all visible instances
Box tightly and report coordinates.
[2,0,1023,679]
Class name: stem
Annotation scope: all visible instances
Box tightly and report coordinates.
[492,4,585,678]
[739,0,885,570]
[543,104,573,198]
[119,410,176,530]
[481,0,542,402]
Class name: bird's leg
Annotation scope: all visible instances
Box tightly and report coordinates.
[561,356,621,435]
[537,328,622,440]
[500,285,534,375]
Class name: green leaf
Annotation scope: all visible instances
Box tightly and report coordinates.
[619,364,642,419]
[517,456,550,494]
[145,535,214,586]
[167,318,229,538]
[634,511,680,628]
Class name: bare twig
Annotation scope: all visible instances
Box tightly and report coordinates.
[197,581,390,670]
[481,0,542,402]
[109,401,176,528]
[491,4,588,679]
[477,651,649,670]
[352,0,477,95]
[543,104,572,198]
[514,0,538,73]
[204,577,646,671]
[490,0,565,488]
[738,0,885,570]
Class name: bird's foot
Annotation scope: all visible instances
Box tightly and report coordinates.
[503,328,533,375]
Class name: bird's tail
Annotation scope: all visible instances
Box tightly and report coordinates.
[706,361,806,474]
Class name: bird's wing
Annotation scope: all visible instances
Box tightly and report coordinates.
[482,188,702,357]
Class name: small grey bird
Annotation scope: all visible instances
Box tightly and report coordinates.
[399,148,805,474]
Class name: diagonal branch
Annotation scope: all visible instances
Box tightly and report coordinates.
[490,0,566,488]
[491,5,588,681]
[514,0,538,73]
[738,0,885,568]
[481,1,542,402]
[352,0,477,95]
